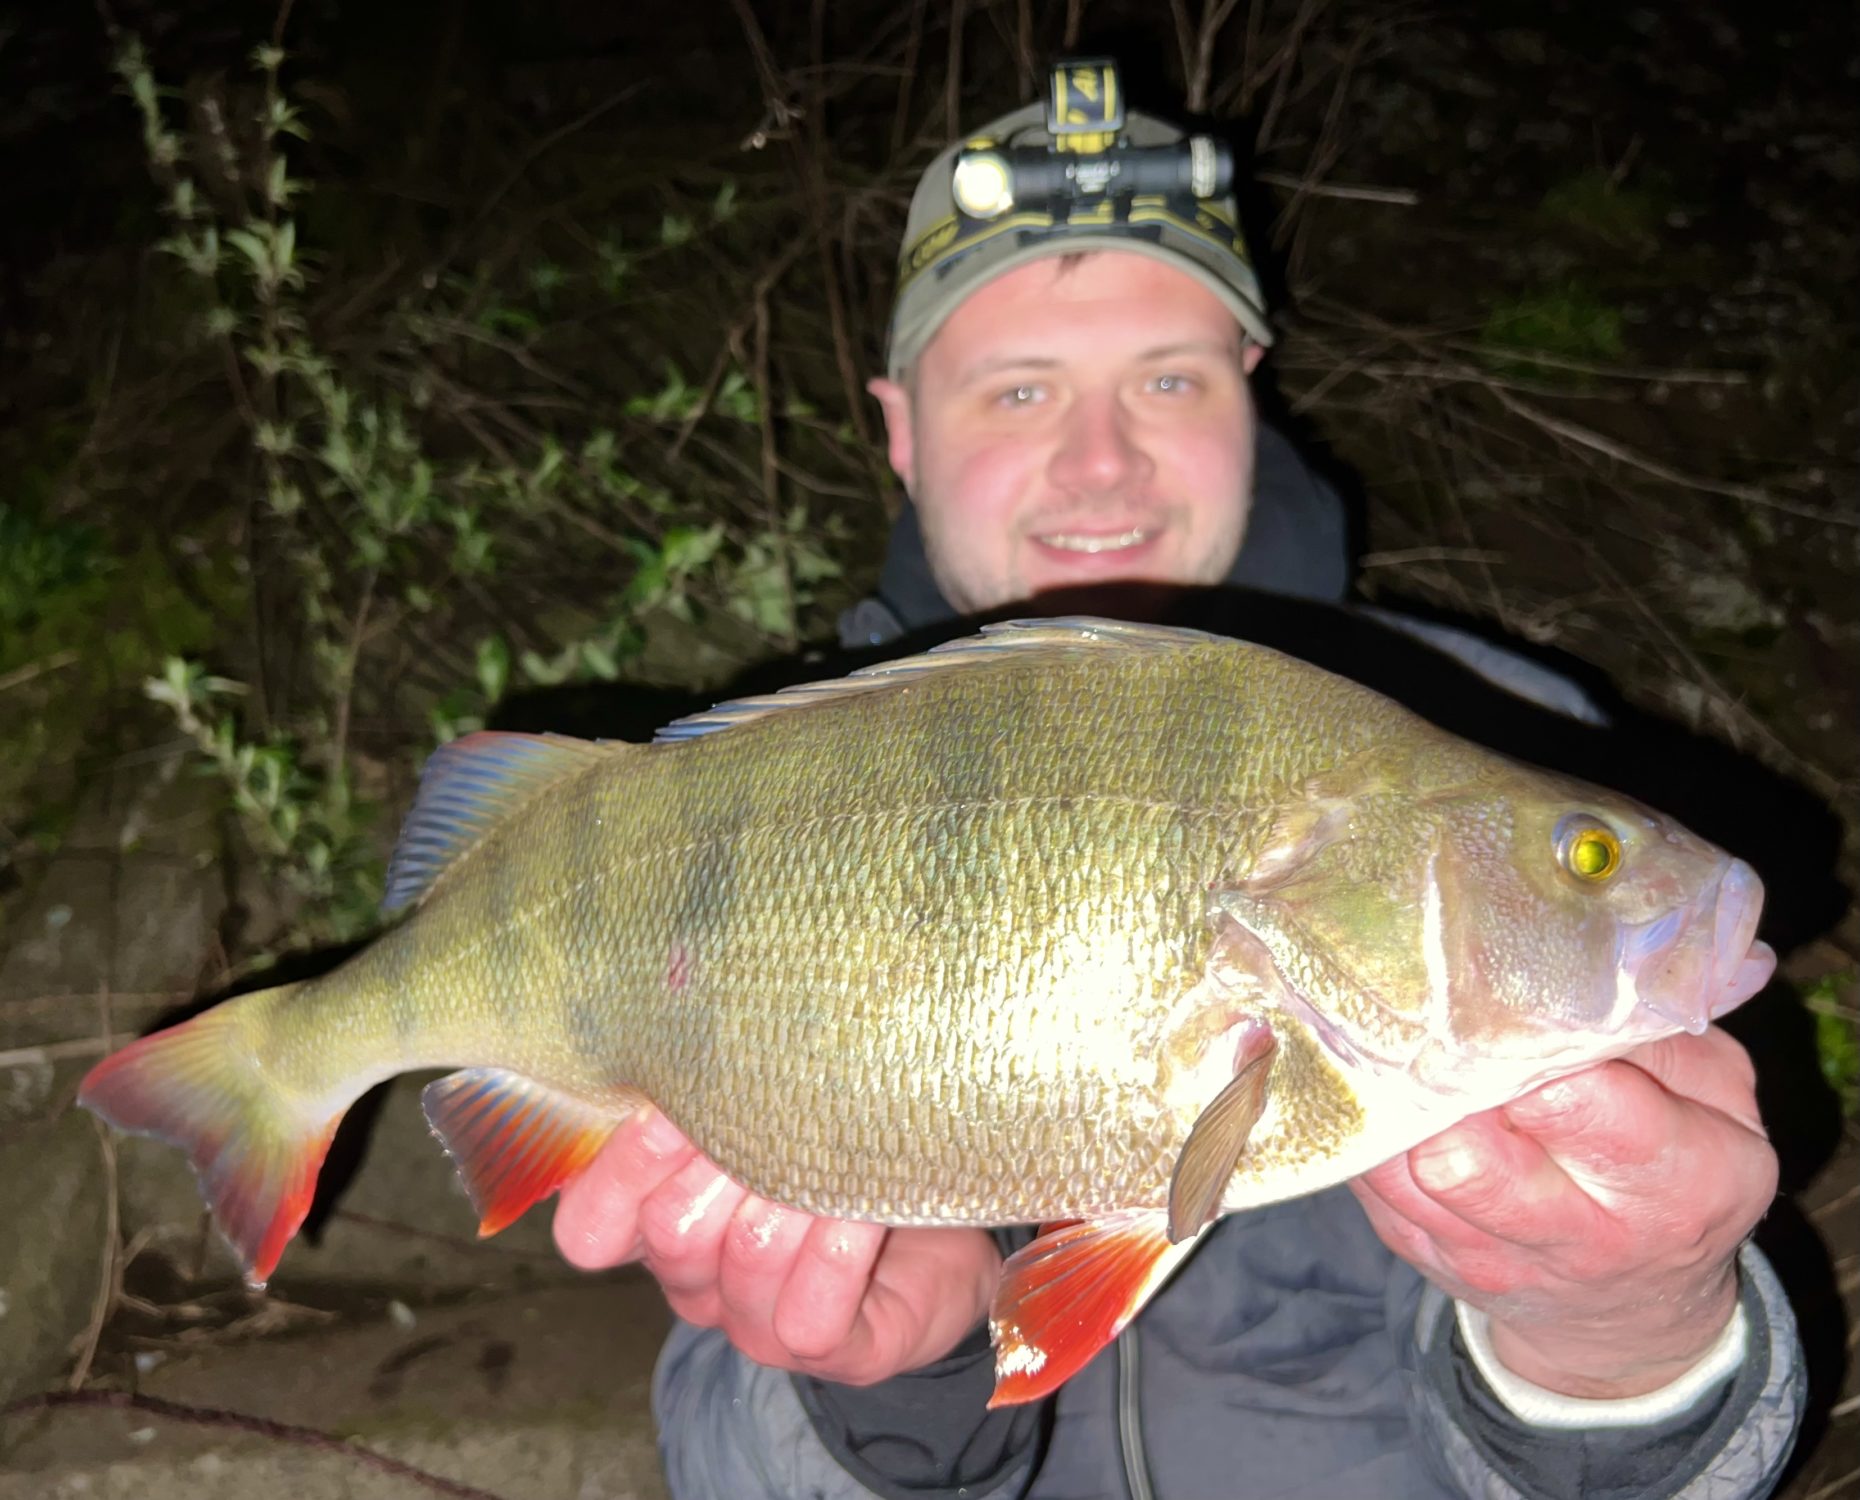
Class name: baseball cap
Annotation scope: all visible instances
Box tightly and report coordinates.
[885,66,1273,381]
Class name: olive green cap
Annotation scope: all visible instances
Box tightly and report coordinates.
[886,100,1273,381]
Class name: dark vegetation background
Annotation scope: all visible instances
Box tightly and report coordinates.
[0,0,1855,1494]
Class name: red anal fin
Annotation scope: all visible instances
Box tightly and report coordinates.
[987,1210,1205,1408]
[422,1069,623,1236]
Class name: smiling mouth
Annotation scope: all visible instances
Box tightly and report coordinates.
[1033,527,1155,554]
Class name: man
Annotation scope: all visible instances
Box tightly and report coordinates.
[554,74,1805,1499]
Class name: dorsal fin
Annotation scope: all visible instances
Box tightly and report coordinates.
[383,731,623,911]
[654,616,1220,744]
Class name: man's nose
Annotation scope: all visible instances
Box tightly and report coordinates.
[1048,392,1154,496]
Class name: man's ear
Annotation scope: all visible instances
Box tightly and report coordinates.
[867,376,916,492]
[1242,342,1266,376]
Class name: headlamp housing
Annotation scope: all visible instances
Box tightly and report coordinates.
[949,59,1234,222]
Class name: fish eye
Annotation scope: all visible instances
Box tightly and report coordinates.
[1555,815,1622,882]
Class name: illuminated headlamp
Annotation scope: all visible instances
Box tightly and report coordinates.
[951,149,1016,219]
[949,58,1234,222]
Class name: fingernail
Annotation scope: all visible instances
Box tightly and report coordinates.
[1510,1077,1580,1121]
[1413,1136,1483,1192]
[638,1108,687,1152]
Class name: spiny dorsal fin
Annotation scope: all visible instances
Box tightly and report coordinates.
[383,731,627,912]
[654,617,1221,744]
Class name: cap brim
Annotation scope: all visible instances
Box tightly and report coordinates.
[887,235,1275,381]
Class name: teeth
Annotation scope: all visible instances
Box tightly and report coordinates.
[1037,528,1151,554]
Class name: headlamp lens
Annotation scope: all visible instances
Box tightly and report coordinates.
[952,150,1015,219]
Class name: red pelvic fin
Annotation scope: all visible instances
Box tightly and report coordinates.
[987,1210,1206,1408]
[422,1069,623,1236]
[77,989,341,1287]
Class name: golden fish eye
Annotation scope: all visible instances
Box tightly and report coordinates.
[1556,817,1621,882]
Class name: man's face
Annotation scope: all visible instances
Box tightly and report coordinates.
[870,252,1265,615]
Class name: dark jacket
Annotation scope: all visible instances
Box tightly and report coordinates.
[650,425,1806,1499]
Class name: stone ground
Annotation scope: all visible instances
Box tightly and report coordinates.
[0,756,680,1497]
[0,1279,670,1500]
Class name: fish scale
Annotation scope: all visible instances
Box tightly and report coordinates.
[77,618,1777,1405]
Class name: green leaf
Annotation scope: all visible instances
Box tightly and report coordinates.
[581,639,620,680]
[225,227,271,277]
[266,157,298,207]
[520,647,577,687]
[475,635,510,705]
[661,523,724,576]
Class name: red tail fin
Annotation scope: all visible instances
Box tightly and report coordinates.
[78,990,343,1287]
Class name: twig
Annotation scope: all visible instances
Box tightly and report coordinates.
[67,1117,119,1391]
[1805,1463,1860,1500]
[328,561,379,782]
[1255,0,1331,153]
[1180,0,1246,115]
[330,1208,565,1261]
[428,85,647,284]
[0,650,81,694]
[1597,547,1840,797]
[1273,19,1374,275]
[408,316,591,400]
[66,988,120,1392]
[1240,0,1267,112]
[1015,0,1034,97]
[1487,386,1858,528]
[748,288,796,651]
[666,235,810,464]
[1,1391,514,1500]
[889,0,928,160]
[1254,170,1418,204]
[0,1038,116,1070]
[945,0,966,134]
[1,989,188,1016]
[1438,341,1749,385]
[1359,547,1509,569]
[1810,1178,1860,1222]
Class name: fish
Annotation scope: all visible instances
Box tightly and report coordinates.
[77,619,1776,1405]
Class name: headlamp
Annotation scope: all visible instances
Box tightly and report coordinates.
[951,148,1016,219]
[949,59,1234,222]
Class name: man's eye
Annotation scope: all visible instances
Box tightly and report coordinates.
[995,384,1046,408]
[1147,373,1197,396]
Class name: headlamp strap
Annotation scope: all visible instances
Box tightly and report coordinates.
[1048,58,1123,154]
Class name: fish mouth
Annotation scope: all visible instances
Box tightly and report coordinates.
[1621,857,1776,1035]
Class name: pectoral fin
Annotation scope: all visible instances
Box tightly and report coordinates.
[1166,1030,1277,1243]
[987,1211,1205,1407]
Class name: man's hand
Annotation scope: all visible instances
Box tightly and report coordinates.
[1351,1027,1777,1399]
[554,1108,1001,1386]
